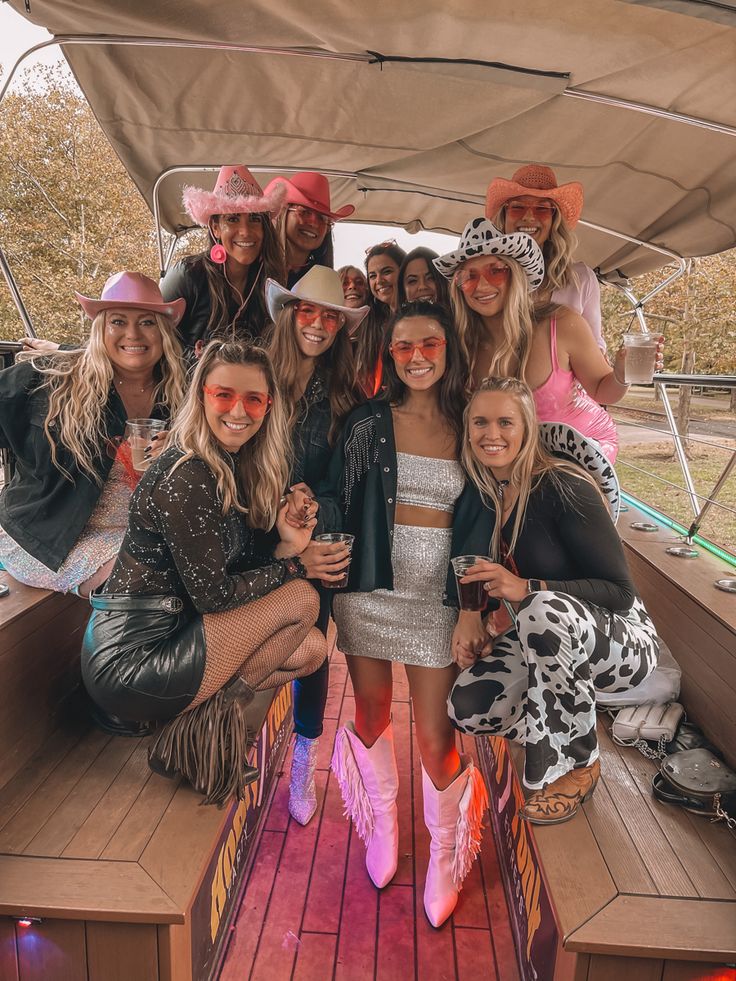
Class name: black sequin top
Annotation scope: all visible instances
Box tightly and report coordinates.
[105,446,291,614]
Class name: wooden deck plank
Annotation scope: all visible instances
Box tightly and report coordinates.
[334,829,379,981]
[455,926,498,981]
[0,854,183,923]
[476,819,521,981]
[585,953,664,981]
[292,931,338,981]
[62,740,154,860]
[376,884,416,981]
[265,737,293,833]
[26,736,138,858]
[595,728,694,898]
[393,698,414,886]
[100,771,181,862]
[86,922,159,981]
[412,728,457,981]
[323,657,349,721]
[14,918,86,981]
[0,918,19,981]
[567,895,736,960]
[0,729,110,854]
[218,830,286,981]
[249,769,328,981]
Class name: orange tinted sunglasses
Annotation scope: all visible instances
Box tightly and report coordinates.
[203,385,272,418]
[454,263,511,294]
[389,338,447,364]
[295,302,344,333]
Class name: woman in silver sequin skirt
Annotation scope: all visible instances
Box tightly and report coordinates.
[326,301,488,928]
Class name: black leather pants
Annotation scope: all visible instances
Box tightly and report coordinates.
[81,592,207,723]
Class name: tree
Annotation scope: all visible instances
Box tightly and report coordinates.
[0,63,161,344]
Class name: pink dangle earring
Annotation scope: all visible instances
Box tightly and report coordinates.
[210,241,227,264]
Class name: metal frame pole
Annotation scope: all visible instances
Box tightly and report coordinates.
[0,246,36,338]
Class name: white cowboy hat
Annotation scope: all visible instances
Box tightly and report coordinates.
[266,265,370,332]
[539,422,620,522]
[433,217,545,291]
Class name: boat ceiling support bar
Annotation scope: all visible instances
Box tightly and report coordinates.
[563,89,736,139]
[685,449,736,544]
[0,246,36,338]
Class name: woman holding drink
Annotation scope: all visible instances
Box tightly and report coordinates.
[82,340,327,806]
[447,377,660,824]
[325,299,488,928]
[265,265,368,825]
[0,272,187,597]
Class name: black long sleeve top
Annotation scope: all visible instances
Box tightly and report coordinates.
[447,469,637,613]
[105,446,296,614]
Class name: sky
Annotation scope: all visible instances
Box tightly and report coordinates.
[0,6,457,270]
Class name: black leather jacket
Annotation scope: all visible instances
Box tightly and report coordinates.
[292,369,332,490]
[0,359,168,571]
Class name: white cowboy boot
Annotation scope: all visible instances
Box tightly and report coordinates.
[422,755,488,928]
[288,734,320,826]
[331,721,399,888]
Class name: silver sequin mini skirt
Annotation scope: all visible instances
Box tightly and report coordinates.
[333,523,456,668]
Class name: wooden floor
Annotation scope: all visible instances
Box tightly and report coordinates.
[218,654,520,981]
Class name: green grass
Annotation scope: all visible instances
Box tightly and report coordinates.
[615,440,736,553]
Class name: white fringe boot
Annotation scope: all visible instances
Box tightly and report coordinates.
[288,734,320,826]
[331,721,399,888]
[422,755,488,927]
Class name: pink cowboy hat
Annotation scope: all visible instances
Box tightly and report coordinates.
[485,164,584,228]
[74,271,186,327]
[264,171,355,221]
[182,165,286,227]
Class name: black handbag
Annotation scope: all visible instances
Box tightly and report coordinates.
[652,748,736,830]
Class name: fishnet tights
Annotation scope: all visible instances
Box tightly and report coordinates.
[189,579,326,707]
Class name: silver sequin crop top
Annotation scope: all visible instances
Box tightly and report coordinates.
[395,452,465,514]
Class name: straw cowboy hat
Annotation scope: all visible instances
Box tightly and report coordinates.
[433,217,545,291]
[182,165,286,227]
[264,171,355,221]
[539,422,620,521]
[75,272,186,327]
[485,164,584,229]
[266,265,369,332]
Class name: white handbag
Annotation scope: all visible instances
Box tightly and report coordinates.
[611,702,685,759]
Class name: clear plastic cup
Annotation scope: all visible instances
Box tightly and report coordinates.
[125,418,168,471]
[314,533,354,588]
[623,333,658,384]
[451,555,488,611]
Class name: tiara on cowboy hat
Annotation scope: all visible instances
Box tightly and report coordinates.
[539,422,620,522]
[74,272,186,327]
[485,164,584,229]
[266,265,369,332]
[182,165,287,227]
[433,217,545,291]
[263,171,355,222]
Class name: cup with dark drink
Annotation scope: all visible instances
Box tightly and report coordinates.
[314,533,354,588]
[451,555,488,611]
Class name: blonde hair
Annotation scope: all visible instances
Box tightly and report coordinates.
[267,303,357,442]
[36,311,186,483]
[450,260,534,381]
[169,340,291,529]
[461,376,597,559]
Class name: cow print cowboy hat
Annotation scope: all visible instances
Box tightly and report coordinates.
[433,217,545,291]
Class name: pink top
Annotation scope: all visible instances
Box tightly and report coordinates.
[533,317,619,462]
[552,262,606,352]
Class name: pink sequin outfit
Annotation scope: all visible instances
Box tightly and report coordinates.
[533,317,618,462]
[0,460,131,593]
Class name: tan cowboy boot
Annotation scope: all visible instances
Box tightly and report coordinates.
[520,759,601,825]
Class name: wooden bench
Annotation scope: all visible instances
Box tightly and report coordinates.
[476,498,736,981]
[0,571,295,981]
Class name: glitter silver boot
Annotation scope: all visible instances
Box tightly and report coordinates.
[288,734,319,825]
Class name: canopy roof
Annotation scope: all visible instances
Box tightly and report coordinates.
[9,0,736,280]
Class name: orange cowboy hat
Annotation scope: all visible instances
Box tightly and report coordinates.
[485,164,584,229]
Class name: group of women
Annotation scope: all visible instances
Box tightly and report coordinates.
[0,162,661,929]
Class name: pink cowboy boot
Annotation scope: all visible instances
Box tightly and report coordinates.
[331,721,399,888]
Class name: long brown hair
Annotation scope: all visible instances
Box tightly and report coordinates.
[450,259,534,381]
[355,242,408,396]
[169,340,291,528]
[36,311,186,483]
[380,300,469,452]
[397,247,450,310]
[274,209,334,271]
[462,376,597,559]
[267,303,359,443]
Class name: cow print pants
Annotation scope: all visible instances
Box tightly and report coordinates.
[448,591,659,790]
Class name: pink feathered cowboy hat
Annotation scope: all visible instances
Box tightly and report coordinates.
[182,165,286,227]
[264,171,355,221]
[485,164,584,229]
[74,272,186,327]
